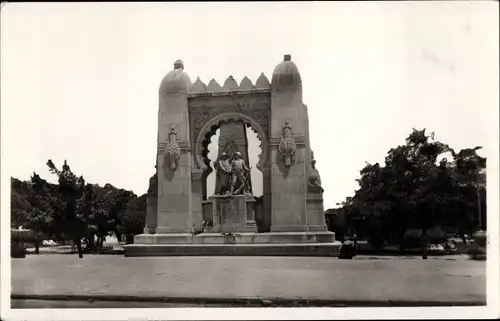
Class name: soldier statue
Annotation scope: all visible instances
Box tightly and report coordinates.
[214,152,232,196]
[230,152,251,196]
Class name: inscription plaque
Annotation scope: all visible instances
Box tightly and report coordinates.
[207,195,258,233]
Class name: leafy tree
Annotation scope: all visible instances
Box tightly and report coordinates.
[46,160,87,258]
[121,194,147,242]
[329,128,487,251]
[76,183,107,251]
[10,178,31,229]
[11,161,149,254]
[452,147,486,231]
[17,173,62,253]
[101,184,136,239]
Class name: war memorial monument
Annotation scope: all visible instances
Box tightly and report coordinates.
[124,55,340,257]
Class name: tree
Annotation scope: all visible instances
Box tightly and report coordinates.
[452,147,486,231]
[11,178,31,229]
[47,160,86,258]
[332,128,487,251]
[121,194,147,242]
[76,183,107,251]
[11,161,150,254]
[20,173,63,253]
[97,184,137,243]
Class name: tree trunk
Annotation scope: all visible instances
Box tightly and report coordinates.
[75,239,83,258]
[422,228,428,259]
[34,242,40,255]
[89,236,96,252]
[96,236,104,250]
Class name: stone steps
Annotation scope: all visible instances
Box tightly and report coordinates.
[124,243,341,257]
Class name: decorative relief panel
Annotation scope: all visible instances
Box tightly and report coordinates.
[254,110,268,128]
[188,93,271,148]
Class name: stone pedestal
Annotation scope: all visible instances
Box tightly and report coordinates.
[206,195,258,233]
[306,193,327,232]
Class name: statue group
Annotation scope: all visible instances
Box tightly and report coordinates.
[214,151,252,197]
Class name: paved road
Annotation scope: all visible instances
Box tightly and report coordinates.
[11,255,485,306]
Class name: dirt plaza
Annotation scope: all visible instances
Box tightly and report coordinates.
[11,254,485,307]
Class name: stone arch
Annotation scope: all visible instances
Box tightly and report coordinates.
[194,112,269,174]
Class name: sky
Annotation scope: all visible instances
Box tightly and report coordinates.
[1,2,498,210]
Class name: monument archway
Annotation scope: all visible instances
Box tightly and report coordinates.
[194,111,269,174]
[127,55,337,257]
[186,81,273,233]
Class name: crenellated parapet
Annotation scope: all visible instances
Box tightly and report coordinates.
[189,74,271,97]
[239,76,255,90]
[222,76,239,91]
[191,77,207,93]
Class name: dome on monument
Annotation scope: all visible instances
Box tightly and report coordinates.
[159,60,192,95]
[271,54,302,90]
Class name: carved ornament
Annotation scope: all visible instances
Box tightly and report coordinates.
[165,125,181,170]
[278,120,296,167]
[307,151,324,194]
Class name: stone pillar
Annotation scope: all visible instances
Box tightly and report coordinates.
[155,60,194,234]
[269,55,308,232]
[261,168,272,232]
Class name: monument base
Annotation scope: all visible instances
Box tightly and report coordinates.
[124,243,340,257]
[125,231,341,257]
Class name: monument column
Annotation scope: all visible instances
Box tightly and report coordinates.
[269,54,308,232]
[155,60,194,234]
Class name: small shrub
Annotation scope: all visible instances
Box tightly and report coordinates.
[11,244,26,258]
[125,234,135,244]
[473,230,487,247]
[10,233,26,258]
[11,229,31,243]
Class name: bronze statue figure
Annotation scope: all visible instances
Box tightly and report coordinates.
[214,152,233,196]
[230,152,251,196]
